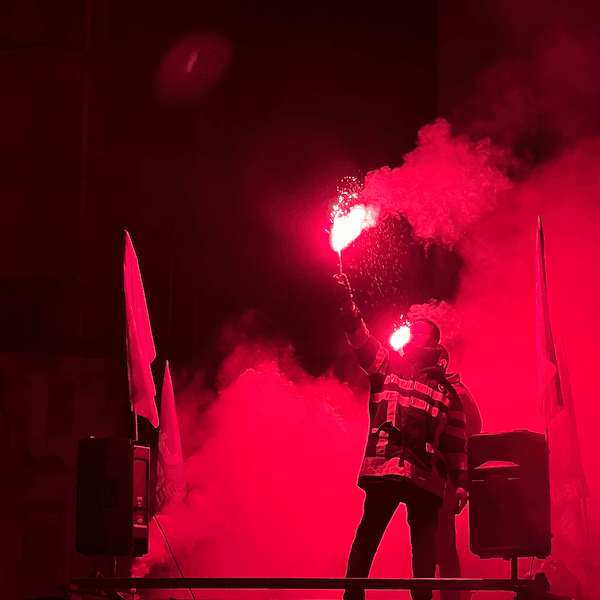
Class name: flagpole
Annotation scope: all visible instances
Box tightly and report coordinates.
[123,230,159,434]
[167,247,174,341]
[133,410,139,442]
[582,498,593,563]
[126,333,140,442]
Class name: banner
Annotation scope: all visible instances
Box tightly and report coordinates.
[124,230,159,428]
[536,216,564,426]
[548,337,589,551]
[156,360,186,511]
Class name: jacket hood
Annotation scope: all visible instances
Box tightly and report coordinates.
[446,371,461,385]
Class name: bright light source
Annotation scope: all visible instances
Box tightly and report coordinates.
[330,203,377,252]
[390,325,411,351]
[331,205,366,252]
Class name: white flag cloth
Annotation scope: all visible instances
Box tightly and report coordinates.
[536,216,564,426]
[124,230,159,428]
[156,360,185,511]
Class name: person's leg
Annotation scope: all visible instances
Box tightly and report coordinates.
[435,504,460,600]
[344,483,401,600]
[405,484,443,600]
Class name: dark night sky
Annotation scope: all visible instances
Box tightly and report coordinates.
[0,0,440,384]
[3,1,600,388]
[109,2,439,380]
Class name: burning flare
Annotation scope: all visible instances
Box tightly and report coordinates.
[390,324,411,351]
[331,205,368,252]
[330,202,377,274]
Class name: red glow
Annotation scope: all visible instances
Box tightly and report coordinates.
[134,330,374,580]
[330,204,375,252]
[360,119,513,248]
[390,324,411,351]
[185,51,198,73]
[157,32,233,103]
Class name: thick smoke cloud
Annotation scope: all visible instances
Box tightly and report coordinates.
[135,113,522,587]
[342,131,600,586]
[455,140,600,582]
[136,320,363,578]
[136,3,600,593]
[361,119,513,248]
[135,319,429,598]
[137,140,600,597]
[436,0,600,582]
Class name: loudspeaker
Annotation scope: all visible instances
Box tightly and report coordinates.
[468,430,551,559]
[76,437,150,557]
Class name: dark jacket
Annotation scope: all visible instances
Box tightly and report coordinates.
[343,306,468,498]
[446,372,482,440]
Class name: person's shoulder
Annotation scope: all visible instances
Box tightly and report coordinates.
[447,373,474,399]
[388,349,415,378]
[424,367,459,398]
[424,365,452,382]
[446,371,460,385]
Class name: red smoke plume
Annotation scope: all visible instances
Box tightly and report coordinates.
[137,141,600,594]
[138,3,600,587]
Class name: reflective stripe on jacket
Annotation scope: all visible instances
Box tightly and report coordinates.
[343,306,468,498]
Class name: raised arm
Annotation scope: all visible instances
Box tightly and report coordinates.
[333,274,390,378]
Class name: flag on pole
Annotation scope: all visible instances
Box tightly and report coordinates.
[156,360,186,511]
[536,216,564,426]
[548,337,589,550]
[124,230,159,428]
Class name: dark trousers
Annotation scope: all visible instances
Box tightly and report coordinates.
[344,479,443,600]
[436,484,465,600]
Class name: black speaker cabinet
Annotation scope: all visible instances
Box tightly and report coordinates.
[468,430,551,559]
[76,437,150,557]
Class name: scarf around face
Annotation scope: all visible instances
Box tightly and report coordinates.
[402,341,442,370]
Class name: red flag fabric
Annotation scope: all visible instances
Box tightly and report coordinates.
[124,230,159,428]
[536,216,564,426]
[156,360,186,511]
[548,337,589,550]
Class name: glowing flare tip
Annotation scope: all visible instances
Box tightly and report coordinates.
[390,325,411,351]
[331,204,374,252]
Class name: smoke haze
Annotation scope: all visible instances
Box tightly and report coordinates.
[137,1,600,593]
[139,142,600,596]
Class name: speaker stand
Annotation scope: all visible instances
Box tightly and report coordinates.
[511,556,518,581]
[109,556,117,578]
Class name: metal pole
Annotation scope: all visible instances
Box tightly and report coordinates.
[192,289,199,360]
[69,576,550,592]
[133,411,139,443]
[109,557,117,577]
[511,556,518,581]
[167,248,174,341]
[583,497,593,563]
[126,334,138,442]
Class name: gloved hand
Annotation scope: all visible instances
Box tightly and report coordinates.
[333,273,354,307]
